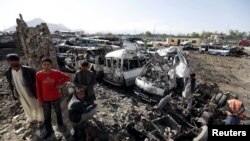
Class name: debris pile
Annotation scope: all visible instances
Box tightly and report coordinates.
[16,14,58,70]
[142,57,174,89]
[127,83,227,141]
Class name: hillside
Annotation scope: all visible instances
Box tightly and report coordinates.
[5,18,70,33]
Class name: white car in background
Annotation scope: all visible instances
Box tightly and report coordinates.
[199,45,230,56]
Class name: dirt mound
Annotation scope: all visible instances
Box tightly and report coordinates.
[187,52,250,117]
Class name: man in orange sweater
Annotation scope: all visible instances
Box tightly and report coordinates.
[36,58,70,139]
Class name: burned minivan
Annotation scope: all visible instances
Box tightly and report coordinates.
[134,46,190,102]
[85,46,113,78]
[103,49,146,87]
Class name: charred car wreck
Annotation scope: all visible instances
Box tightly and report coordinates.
[103,40,149,87]
[127,86,231,141]
[84,45,120,78]
[134,46,190,103]
[55,45,83,73]
[103,48,147,87]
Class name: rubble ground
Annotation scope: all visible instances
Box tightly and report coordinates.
[187,48,250,117]
[1,49,250,140]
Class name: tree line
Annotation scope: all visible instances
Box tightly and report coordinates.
[133,30,250,41]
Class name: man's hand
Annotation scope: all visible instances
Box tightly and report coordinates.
[56,84,64,89]
[39,101,43,107]
[233,113,238,117]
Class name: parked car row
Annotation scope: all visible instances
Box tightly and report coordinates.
[199,45,244,56]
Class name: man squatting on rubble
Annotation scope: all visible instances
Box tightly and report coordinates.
[223,95,245,125]
[36,57,70,139]
[5,53,44,126]
[68,86,97,141]
[73,61,96,103]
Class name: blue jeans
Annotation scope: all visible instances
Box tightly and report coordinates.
[224,115,240,125]
[42,99,63,133]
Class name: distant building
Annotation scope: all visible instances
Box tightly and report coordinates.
[54,30,76,37]
[150,41,169,47]
[75,31,85,36]
[208,34,225,42]
[166,37,201,46]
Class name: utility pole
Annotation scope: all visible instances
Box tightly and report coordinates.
[154,24,156,41]
[3,25,6,32]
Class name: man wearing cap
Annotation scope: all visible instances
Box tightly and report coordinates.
[73,61,96,103]
[5,53,43,125]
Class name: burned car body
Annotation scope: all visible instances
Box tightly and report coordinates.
[128,85,231,141]
[0,35,17,48]
[134,46,190,103]
[55,45,80,73]
[180,41,199,51]
[85,45,121,78]
[103,48,146,87]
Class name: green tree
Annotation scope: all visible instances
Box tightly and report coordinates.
[145,31,152,37]
[226,29,247,40]
[190,32,200,38]
[201,31,213,39]
[106,32,113,36]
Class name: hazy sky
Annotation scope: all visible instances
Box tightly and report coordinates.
[0,0,249,34]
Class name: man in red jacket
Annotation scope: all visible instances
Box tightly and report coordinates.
[36,58,70,139]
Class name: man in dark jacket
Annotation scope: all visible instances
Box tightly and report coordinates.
[68,87,96,141]
[73,61,96,103]
[5,53,43,124]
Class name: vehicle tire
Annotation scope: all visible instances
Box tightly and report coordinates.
[214,93,223,104]
[193,125,208,141]
[218,94,228,107]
